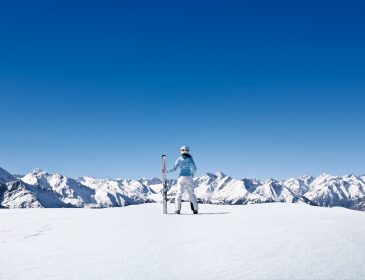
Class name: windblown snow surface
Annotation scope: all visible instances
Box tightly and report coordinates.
[1,203,365,280]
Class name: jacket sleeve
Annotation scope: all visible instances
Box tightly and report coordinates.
[167,158,180,173]
[190,158,197,177]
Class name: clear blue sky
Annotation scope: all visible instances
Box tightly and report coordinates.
[1,0,364,179]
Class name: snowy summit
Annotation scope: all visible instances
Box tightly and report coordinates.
[0,166,365,212]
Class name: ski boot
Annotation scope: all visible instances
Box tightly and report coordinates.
[191,202,198,214]
[175,210,180,214]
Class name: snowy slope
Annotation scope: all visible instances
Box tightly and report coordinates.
[21,169,95,207]
[16,168,154,208]
[78,176,154,207]
[1,166,365,212]
[1,203,365,280]
[294,173,365,211]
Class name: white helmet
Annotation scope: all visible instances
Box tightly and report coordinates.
[180,145,190,154]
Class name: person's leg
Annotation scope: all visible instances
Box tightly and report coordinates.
[185,176,198,212]
[175,177,184,212]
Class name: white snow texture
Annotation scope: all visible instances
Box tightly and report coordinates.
[1,203,365,280]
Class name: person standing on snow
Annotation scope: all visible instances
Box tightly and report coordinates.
[167,146,198,214]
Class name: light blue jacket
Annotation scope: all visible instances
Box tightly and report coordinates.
[167,154,197,177]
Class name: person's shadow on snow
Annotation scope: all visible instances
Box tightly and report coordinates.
[168,212,230,215]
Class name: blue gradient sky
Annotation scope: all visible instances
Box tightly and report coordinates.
[1,1,364,179]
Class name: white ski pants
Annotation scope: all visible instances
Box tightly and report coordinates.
[175,176,198,211]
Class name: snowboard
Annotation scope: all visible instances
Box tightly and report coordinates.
[161,155,168,214]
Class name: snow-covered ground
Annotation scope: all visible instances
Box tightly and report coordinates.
[1,203,365,280]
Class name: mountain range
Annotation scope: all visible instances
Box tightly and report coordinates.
[1,166,364,211]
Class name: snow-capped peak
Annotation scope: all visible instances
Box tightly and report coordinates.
[1,166,365,212]
[317,172,334,179]
[30,168,48,176]
[214,171,227,178]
